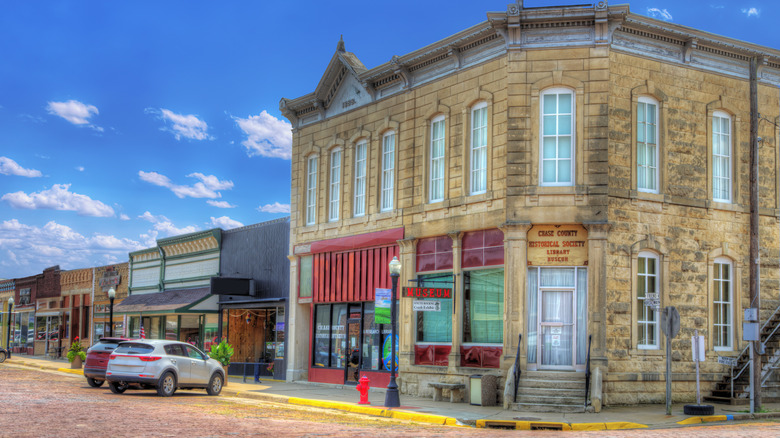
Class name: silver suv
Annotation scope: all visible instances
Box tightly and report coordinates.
[105,339,224,397]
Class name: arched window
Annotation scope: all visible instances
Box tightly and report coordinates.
[380,131,395,211]
[637,96,659,193]
[713,256,733,350]
[637,251,660,349]
[540,88,574,186]
[328,148,341,222]
[470,102,488,194]
[353,140,367,217]
[305,155,318,226]
[429,115,446,203]
[712,111,732,203]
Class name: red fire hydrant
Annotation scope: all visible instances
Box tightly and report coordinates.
[356,375,371,405]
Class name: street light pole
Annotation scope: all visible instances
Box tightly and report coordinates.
[385,256,401,408]
[108,287,116,338]
[6,297,14,357]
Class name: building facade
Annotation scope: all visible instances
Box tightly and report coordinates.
[115,229,221,351]
[1,279,14,350]
[91,263,129,340]
[282,2,780,407]
[211,218,291,380]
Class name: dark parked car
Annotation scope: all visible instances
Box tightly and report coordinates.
[84,337,131,387]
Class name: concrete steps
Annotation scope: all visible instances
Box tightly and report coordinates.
[511,371,587,413]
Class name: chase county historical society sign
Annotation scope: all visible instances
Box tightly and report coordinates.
[528,225,588,266]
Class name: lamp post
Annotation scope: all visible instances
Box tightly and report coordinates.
[384,256,401,408]
[6,297,14,356]
[107,287,116,338]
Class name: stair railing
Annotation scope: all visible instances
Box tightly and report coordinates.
[584,334,592,406]
[513,333,522,403]
[731,359,752,399]
[723,304,780,399]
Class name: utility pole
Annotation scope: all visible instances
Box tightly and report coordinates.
[749,56,762,411]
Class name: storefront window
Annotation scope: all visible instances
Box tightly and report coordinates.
[275,306,285,359]
[415,274,452,343]
[166,318,178,340]
[463,268,504,344]
[204,314,218,351]
[299,256,313,298]
[331,304,347,369]
[361,303,383,371]
[180,315,200,346]
[313,305,331,367]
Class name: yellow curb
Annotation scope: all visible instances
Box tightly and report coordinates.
[57,368,84,375]
[476,420,572,430]
[605,422,648,430]
[677,415,728,425]
[570,423,609,431]
[287,397,460,426]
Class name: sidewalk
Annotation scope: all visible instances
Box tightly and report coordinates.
[6,355,780,431]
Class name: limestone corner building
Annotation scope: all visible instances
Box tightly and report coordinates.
[281,1,780,409]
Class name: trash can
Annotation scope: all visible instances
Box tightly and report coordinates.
[469,375,482,405]
[470,374,498,406]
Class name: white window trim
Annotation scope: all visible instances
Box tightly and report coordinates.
[713,256,733,351]
[380,131,395,212]
[712,110,732,203]
[539,88,575,187]
[429,115,446,203]
[328,148,341,222]
[470,102,488,195]
[637,96,660,194]
[353,141,367,217]
[637,251,660,349]
[305,155,318,226]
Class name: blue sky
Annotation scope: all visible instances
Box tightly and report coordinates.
[0,1,777,279]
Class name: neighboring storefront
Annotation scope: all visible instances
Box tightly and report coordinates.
[12,275,39,355]
[114,229,221,352]
[91,263,129,340]
[0,279,14,350]
[293,228,402,387]
[211,218,290,381]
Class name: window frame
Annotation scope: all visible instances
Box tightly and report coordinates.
[637,251,660,350]
[328,148,341,222]
[353,140,367,217]
[470,102,488,195]
[713,257,733,351]
[712,110,732,203]
[539,88,575,186]
[305,155,318,226]
[429,115,446,203]
[462,267,504,346]
[380,131,396,212]
[637,96,660,194]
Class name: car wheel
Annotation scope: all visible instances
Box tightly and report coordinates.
[207,373,223,396]
[0,350,6,363]
[156,372,176,397]
[86,377,104,388]
[108,381,127,394]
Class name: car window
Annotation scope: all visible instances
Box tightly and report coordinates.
[184,345,203,359]
[113,343,155,355]
[165,344,187,357]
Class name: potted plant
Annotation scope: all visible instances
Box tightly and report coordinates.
[208,339,234,386]
[67,337,86,369]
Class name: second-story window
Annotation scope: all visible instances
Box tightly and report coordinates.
[713,111,732,203]
[306,155,318,226]
[470,102,488,194]
[329,149,341,222]
[381,131,395,211]
[354,141,367,217]
[540,88,574,186]
[430,115,445,203]
[637,96,659,193]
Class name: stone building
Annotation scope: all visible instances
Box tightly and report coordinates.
[91,263,129,339]
[281,2,780,409]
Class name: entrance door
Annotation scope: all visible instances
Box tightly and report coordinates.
[539,290,575,369]
[344,306,362,384]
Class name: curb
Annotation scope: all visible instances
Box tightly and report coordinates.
[475,420,648,431]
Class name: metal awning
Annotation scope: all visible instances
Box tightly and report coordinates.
[113,287,212,314]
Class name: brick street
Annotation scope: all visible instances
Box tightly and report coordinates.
[2,366,780,437]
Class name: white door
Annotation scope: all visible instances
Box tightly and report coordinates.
[539,290,575,369]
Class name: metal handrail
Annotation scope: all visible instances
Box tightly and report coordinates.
[724,304,780,399]
[513,333,522,403]
[731,359,752,399]
[584,334,592,406]
[230,361,274,383]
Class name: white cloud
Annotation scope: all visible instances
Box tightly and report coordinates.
[0,219,143,277]
[139,211,199,237]
[1,184,114,217]
[646,7,673,21]
[742,7,760,17]
[234,111,292,159]
[119,213,130,221]
[0,157,42,177]
[258,202,290,214]
[76,166,85,172]
[138,171,233,199]
[46,100,103,131]
[207,200,236,208]
[147,108,212,140]
[210,216,244,230]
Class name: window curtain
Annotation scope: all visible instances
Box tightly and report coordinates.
[541,290,573,366]
[540,268,575,287]
[527,268,538,363]
[577,268,587,364]
[467,268,504,344]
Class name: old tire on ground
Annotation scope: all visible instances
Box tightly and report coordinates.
[207,373,223,396]
[108,381,128,394]
[683,404,715,416]
[157,372,176,397]
[0,350,6,363]
[86,377,104,388]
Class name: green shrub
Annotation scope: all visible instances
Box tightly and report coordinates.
[208,339,234,367]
